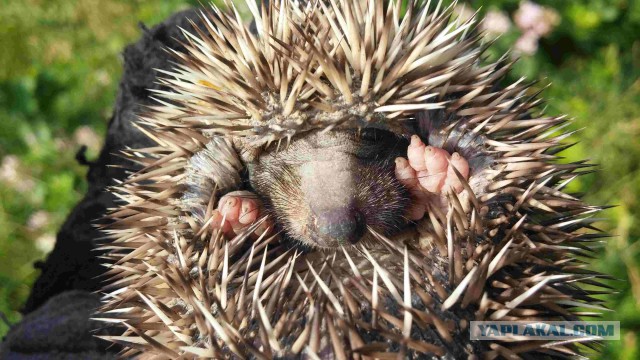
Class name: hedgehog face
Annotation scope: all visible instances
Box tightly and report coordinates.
[247,128,410,248]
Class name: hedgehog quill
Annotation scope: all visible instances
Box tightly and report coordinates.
[98,0,610,358]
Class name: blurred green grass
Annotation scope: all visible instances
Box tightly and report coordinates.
[0,0,638,358]
[0,0,198,337]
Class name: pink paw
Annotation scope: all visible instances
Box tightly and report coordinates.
[211,190,271,237]
[395,135,470,220]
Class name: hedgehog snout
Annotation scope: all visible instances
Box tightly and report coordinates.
[311,204,367,246]
[247,129,410,248]
[299,159,368,247]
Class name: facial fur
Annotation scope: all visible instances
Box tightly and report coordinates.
[246,129,411,248]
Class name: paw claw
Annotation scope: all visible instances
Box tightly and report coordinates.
[238,199,258,225]
[449,152,470,179]
[407,135,427,171]
[395,157,419,189]
[395,136,471,220]
[212,190,265,236]
[424,146,450,175]
[220,196,240,221]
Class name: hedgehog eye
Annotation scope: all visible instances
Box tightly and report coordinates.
[358,128,396,143]
[355,128,405,161]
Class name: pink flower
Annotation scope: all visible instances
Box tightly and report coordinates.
[512,1,560,56]
[514,31,539,55]
[514,1,560,37]
[27,210,51,231]
[0,155,35,193]
[514,1,544,31]
[481,10,511,37]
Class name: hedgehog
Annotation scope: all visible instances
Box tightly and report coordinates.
[97,0,610,358]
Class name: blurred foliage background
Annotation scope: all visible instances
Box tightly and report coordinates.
[0,0,638,358]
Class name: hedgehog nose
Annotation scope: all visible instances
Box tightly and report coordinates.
[316,208,367,245]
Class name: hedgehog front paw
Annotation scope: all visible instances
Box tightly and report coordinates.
[395,135,470,220]
[211,190,271,237]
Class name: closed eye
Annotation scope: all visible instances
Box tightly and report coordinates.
[355,128,408,161]
[357,128,397,143]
